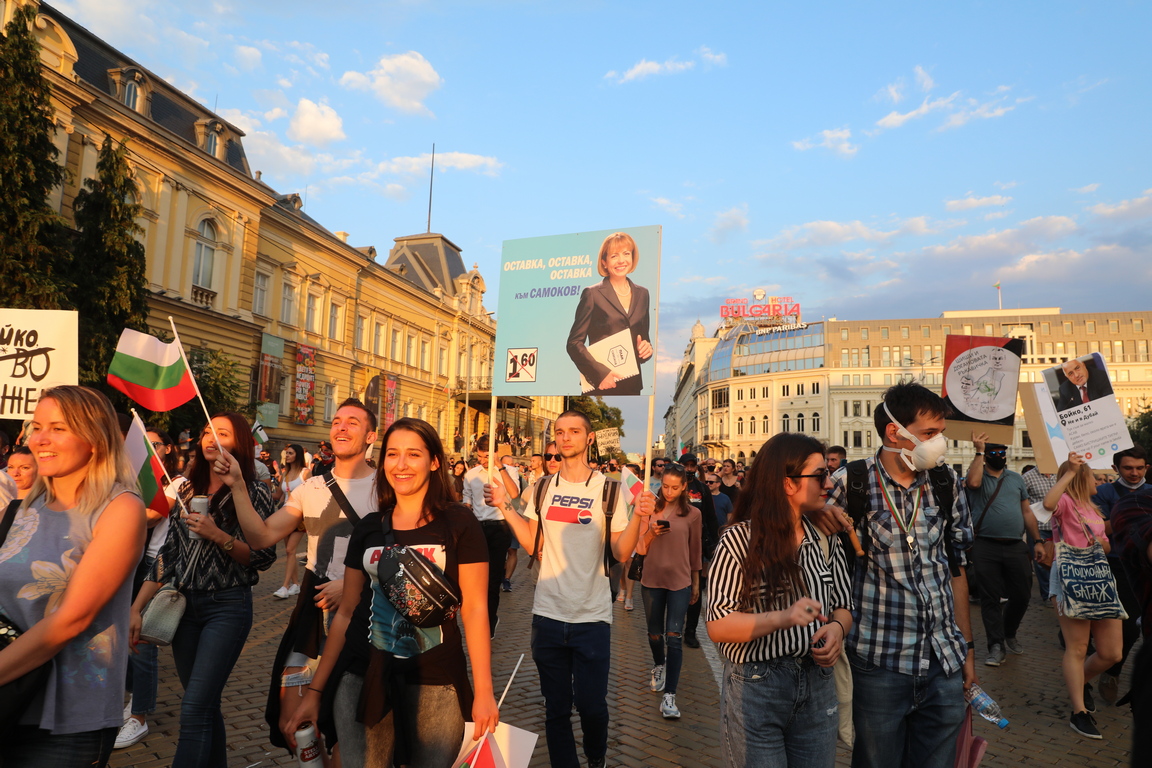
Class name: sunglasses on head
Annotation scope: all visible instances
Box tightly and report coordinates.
[543,452,562,461]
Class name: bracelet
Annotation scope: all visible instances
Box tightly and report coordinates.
[308,687,323,694]
[830,619,846,636]
[974,452,984,456]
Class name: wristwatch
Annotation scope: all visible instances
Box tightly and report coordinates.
[221,536,236,552]
[974,452,984,456]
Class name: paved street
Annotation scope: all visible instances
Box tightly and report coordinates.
[111,552,1138,767]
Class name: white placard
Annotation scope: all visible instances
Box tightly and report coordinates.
[0,309,78,419]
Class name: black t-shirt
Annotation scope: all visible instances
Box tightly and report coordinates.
[343,503,486,685]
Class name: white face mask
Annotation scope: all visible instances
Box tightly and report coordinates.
[881,402,948,472]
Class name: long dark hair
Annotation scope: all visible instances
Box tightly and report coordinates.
[186,412,256,494]
[730,433,826,609]
[376,417,453,524]
[656,463,692,518]
[146,427,180,479]
[284,443,306,474]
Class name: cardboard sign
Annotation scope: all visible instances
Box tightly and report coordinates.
[0,309,78,419]
[941,335,1024,445]
[493,226,661,397]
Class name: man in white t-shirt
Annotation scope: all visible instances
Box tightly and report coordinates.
[461,435,521,637]
[486,410,653,768]
[229,398,379,752]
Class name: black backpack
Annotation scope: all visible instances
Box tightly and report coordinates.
[530,474,621,576]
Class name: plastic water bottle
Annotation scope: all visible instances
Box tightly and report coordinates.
[965,684,1009,729]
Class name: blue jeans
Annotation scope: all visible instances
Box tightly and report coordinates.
[170,586,253,768]
[531,615,611,768]
[4,726,117,768]
[720,656,838,768]
[641,585,691,694]
[126,555,158,715]
[849,650,966,768]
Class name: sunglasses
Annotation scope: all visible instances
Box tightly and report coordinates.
[986,450,1007,457]
[543,452,562,461]
[705,480,720,485]
[788,469,830,482]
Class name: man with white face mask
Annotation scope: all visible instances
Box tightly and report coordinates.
[823,381,977,768]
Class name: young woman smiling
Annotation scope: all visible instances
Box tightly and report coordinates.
[288,418,498,768]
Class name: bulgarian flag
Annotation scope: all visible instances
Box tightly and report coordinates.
[621,466,645,507]
[107,328,196,411]
[125,412,169,516]
[252,418,269,447]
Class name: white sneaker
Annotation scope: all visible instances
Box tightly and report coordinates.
[287,583,300,596]
[122,695,133,721]
[273,586,292,599]
[115,717,148,749]
[660,692,680,719]
[650,664,665,692]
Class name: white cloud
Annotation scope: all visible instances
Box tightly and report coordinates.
[994,180,1017,190]
[264,107,288,121]
[285,41,330,70]
[768,216,945,250]
[877,80,905,104]
[340,51,443,115]
[276,76,293,89]
[1072,183,1100,194]
[708,205,749,243]
[984,210,1011,220]
[235,45,262,71]
[1088,189,1152,220]
[945,194,1012,211]
[914,65,935,92]
[287,99,346,147]
[243,131,320,177]
[698,46,727,67]
[939,89,1023,130]
[875,92,959,130]
[917,216,1078,263]
[651,197,685,219]
[376,151,503,177]
[792,127,858,157]
[217,107,260,134]
[606,58,695,84]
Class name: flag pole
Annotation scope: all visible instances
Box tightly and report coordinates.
[168,316,224,451]
[497,653,525,710]
[642,226,664,492]
[129,408,188,516]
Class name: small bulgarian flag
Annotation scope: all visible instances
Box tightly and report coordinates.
[621,466,645,507]
[252,418,269,447]
[108,328,197,412]
[125,412,169,516]
[993,281,1001,289]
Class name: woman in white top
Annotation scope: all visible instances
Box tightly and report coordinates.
[274,444,309,599]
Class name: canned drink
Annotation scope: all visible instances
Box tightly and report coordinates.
[187,495,210,540]
[295,722,323,767]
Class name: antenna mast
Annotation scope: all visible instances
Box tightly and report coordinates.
[426,143,435,233]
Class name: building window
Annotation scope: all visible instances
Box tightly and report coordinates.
[900,326,910,339]
[1109,319,1120,333]
[863,374,871,385]
[782,414,790,432]
[762,415,770,433]
[797,413,805,432]
[762,386,770,398]
[1063,321,1073,333]
[782,384,790,397]
[355,316,366,349]
[841,350,849,367]
[253,272,269,316]
[749,417,756,435]
[842,375,850,385]
[737,417,744,436]
[736,389,744,401]
[1041,322,1051,334]
[841,328,849,341]
[812,412,821,431]
[328,303,341,339]
[1135,319,1145,333]
[1118,369,1130,382]
[1115,340,1125,361]
[122,79,139,110]
[421,340,430,370]
[749,387,756,399]
[812,382,820,394]
[880,327,889,340]
[852,430,863,448]
[306,295,318,333]
[852,401,862,417]
[281,283,296,324]
[1068,341,1078,357]
[882,347,891,367]
[324,383,336,421]
[279,374,290,416]
[192,220,216,288]
[406,335,415,366]
[941,325,951,335]
[860,328,869,340]
[797,383,805,396]
[1138,340,1148,362]
[922,326,931,338]
[884,374,892,384]
[204,131,217,157]
[373,322,384,355]
[391,329,401,360]
[712,388,729,409]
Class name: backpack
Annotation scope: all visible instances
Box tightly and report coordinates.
[529,473,621,576]
[844,459,960,578]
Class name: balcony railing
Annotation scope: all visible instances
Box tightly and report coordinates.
[190,284,217,308]
[454,376,493,391]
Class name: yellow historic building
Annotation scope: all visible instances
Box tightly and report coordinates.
[13,0,562,454]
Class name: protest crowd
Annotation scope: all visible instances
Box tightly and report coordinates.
[0,375,1149,768]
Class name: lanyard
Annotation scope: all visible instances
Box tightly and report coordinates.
[875,465,925,550]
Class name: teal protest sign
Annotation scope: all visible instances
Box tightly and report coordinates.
[493,226,661,397]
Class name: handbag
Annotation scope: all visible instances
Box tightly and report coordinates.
[812,522,854,750]
[378,509,461,628]
[0,500,52,731]
[627,553,645,581]
[1055,508,1127,621]
[139,493,204,646]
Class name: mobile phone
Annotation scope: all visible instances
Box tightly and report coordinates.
[656,520,670,530]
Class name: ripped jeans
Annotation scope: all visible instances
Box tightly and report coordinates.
[641,585,691,694]
[721,655,838,768]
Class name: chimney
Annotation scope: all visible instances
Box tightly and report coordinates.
[335,231,350,243]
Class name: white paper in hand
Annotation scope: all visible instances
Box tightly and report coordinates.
[452,722,538,768]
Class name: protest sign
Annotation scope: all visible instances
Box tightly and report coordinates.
[941,335,1025,444]
[294,344,316,425]
[453,722,538,768]
[1019,353,1131,471]
[0,308,78,418]
[492,226,661,397]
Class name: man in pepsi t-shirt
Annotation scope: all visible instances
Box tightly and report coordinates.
[678,453,718,649]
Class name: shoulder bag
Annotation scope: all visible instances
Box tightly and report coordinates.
[139,490,202,646]
[377,509,462,628]
[0,499,52,732]
[1055,506,1128,621]
[811,523,854,750]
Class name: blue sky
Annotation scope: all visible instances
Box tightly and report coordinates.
[53,0,1151,452]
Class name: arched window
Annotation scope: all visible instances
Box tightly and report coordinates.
[737,451,746,461]
[812,412,821,432]
[749,416,756,435]
[762,414,770,434]
[797,413,806,432]
[736,417,744,436]
[782,414,790,432]
[192,220,216,287]
[122,80,138,110]
[204,130,218,157]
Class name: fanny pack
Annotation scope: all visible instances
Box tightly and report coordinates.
[378,509,461,628]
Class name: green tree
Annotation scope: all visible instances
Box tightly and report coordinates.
[569,395,625,435]
[1130,404,1152,454]
[0,4,69,308]
[71,134,149,386]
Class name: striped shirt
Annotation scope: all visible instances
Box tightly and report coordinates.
[1022,468,1058,533]
[829,454,973,677]
[707,517,853,663]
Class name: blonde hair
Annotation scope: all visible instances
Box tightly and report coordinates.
[25,386,135,517]
[1058,459,1099,513]
[596,232,639,277]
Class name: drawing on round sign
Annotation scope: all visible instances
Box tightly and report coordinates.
[506,348,538,383]
[945,345,1019,421]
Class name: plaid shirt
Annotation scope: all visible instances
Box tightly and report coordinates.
[1022,468,1058,532]
[830,453,973,677]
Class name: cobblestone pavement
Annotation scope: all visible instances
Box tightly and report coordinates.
[110,554,1137,767]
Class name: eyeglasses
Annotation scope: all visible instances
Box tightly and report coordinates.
[705,480,720,485]
[788,469,830,482]
[986,450,1007,457]
[543,453,562,461]
[150,441,166,450]
[653,462,665,468]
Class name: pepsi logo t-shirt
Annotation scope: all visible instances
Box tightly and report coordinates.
[524,472,630,625]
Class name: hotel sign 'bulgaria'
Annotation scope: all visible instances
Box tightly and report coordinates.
[719,289,801,319]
